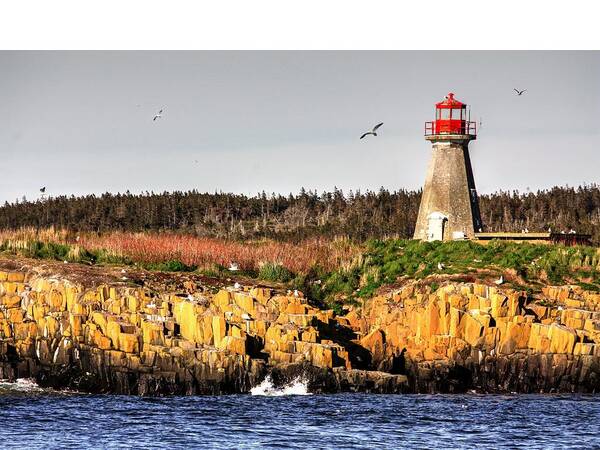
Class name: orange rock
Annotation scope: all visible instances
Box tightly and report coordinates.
[69,315,84,337]
[118,333,140,353]
[548,324,576,354]
[312,344,333,368]
[287,314,315,327]
[93,330,112,350]
[565,317,585,329]
[7,272,24,283]
[360,328,385,363]
[301,327,318,343]
[233,292,255,314]
[574,342,594,355]
[1,295,21,308]
[217,336,247,355]
[7,308,24,323]
[459,312,487,346]
[141,320,165,346]
[286,302,307,315]
[212,316,227,347]
[249,287,272,305]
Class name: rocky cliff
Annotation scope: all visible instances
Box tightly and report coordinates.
[350,283,600,393]
[0,257,599,394]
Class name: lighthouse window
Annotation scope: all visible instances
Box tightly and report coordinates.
[440,109,451,119]
[452,109,463,120]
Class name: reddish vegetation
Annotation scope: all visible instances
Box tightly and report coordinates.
[0,228,359,273]
[81,233,358,273]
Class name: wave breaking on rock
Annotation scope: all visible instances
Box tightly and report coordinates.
[250,375,311,396]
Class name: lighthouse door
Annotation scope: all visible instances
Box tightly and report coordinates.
[427,212,447,241]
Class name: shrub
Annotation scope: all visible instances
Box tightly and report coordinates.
[258,263,293,283]
[144,260,196,272]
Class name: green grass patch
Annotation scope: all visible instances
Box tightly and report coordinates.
[142,260,196,272]
[258,262,293,283]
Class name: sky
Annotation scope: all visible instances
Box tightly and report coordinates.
[0,51,598,203]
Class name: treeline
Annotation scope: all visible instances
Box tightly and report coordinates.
[0,185,599,243]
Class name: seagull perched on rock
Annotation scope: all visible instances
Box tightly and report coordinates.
[513,88,527,96]
[437,262,445,270]
[360,122,383,139]
[152,108,164,121]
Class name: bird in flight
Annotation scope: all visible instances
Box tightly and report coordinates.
[39,187,46,193]
[360,122,384,139]
[153,108,164,121]
[513,88,527,96]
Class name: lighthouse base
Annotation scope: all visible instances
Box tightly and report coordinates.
[413,139,482,242]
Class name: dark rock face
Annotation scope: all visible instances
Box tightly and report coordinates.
[268,362,408,394]
[402,352,600,394]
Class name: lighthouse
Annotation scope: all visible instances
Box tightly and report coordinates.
[413,93,483,241]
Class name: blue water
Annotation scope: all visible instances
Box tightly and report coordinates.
[1,381,599,449]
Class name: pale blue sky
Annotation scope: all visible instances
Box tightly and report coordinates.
[0,51,598,203]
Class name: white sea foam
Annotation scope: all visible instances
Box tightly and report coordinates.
[0,378,44,393]
[250,375,311,396]
[0,378,77,396]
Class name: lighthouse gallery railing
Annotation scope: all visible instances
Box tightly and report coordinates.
[424,121,477,136]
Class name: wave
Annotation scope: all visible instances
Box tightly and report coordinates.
[250,375,311,396]
[0,378,45,394]
[0,378,77,396]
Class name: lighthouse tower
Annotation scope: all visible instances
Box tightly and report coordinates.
[413,93,483,241]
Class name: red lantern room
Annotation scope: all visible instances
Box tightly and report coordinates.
[425,92,476,136]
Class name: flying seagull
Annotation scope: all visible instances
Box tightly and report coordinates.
[360,122,384,139]
[513,89,527,96]
[153,108,164,121]
[39,187,46,193]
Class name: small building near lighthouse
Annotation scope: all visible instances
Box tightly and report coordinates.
[413,93,482,242]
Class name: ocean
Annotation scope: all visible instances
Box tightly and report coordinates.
[1,378,599,449]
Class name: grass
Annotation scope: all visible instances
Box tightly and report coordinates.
[307,239,600,309]
[1,228,599,309]
[258,262,293,283]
